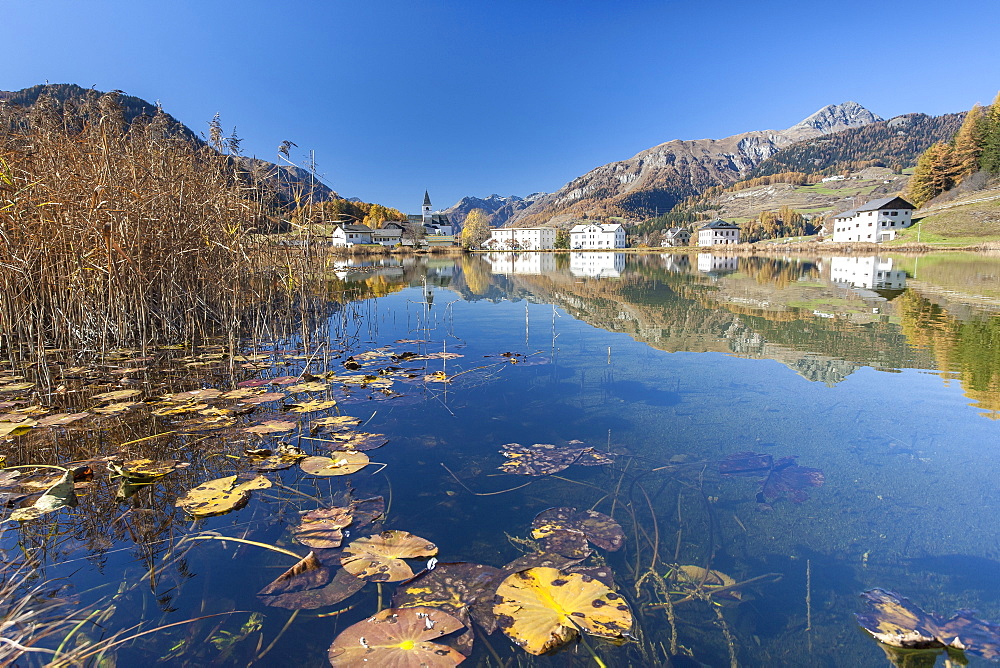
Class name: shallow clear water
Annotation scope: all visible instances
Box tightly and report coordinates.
[5,251,1000,667]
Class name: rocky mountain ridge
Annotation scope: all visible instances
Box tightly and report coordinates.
[442,192,544,228]
[504,102,881,227]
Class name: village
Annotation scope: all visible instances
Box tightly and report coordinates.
[320,191,918,250]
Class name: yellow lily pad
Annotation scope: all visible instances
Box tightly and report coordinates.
[341,530,438,582]
[244,420,296,435]
[91,389,142,402]
[286,381,328,393]
[175,475,272,518]
[492,567,633,655]
[91,401,140,415]
[311,415,361,431]
[300,452,369,476]
[287,399,338,413]
[0,419,37,438]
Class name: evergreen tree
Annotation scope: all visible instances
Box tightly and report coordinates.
[981,91,1000,174]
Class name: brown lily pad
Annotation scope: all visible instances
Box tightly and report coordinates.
[300,452,369,476]
[328,606,465,667]
[531,507,625,552]
[498,443,585,476]
[341,530,438,582]
[295,507,354,549]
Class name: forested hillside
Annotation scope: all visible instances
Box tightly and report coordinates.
[750,112,965,178]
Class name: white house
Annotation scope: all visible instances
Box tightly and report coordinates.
[698,220,741,246]
[371,226,403,246]
[569,223,627,249]
[570,252,626,278]
[331,224,373,247]
[486,227,557,250]
[830,256,907,290]
[831,196,915,243]
[662,227,691,247]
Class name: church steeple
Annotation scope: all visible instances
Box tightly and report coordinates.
[422,190,432,223]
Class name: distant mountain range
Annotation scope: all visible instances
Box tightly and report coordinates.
[504,102,883,227]
[441,193,544,228]
[0,83,338,204]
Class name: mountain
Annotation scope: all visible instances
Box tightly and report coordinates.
[442,193,544,228]
[506,102,881,227]
[0,83,337,204]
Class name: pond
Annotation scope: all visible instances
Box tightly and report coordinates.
[3,251,1000,667]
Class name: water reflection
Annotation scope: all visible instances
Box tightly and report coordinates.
[570,252,625,278]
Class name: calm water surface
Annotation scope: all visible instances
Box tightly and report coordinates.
[5,251,1000,667]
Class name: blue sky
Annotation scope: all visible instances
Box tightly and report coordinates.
[6,0,1000,213]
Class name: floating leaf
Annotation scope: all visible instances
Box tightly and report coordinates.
[260,564,364,610]
[498,443,585,476]
[287,399,339,413]
[91,389,142,402]
[258,551,330,597]
[251,443,307,471]
[244,420,296,435]
[341,531,438,582]
[311,415,361,432]
[531,507,625,552]
[169,388,223,401]
[35,412,90,427]
[423,371,451,383]
[295,507,353,548]
[858,589,1000,659]
[108,458,188,482]
[328,606,465,667]
[0,419,37,438]
[91,401,140,415]
[220,387,265,400]
[394,562,501,656]
[325,432,389,452]
[242,392,286,405]
[152,400,209,416]
[0,382,34,392]
[175,415,238,431]
[672,565,742,601]
[300,452,369,476]
[175,475,271,518]
[493,567,633,655]
[286,381,329,393]
[9,470,78,521]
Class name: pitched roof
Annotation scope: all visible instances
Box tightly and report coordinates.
[600,223,624,232]
[700,219,739,230]
[664,227,689,237]
[834,208,858,219]
[339,224,372,233]
[855,196,915,212]
[423,190,431,207]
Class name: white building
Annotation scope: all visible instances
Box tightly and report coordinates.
[486,227,557,250]
[569,223,627,249]
[662,227,691,247]
[697,220,741,246]
[831,196,915,243]
[697,254,738,273]
[406,191,454,236]
[570,252,626,278]
[331,224,373,247]
[482,252,557,275]
[830,256,907,290]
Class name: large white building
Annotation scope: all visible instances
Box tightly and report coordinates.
[569,223,627,249]
[698,220,741,246]
[485,227,557,250]
[829,256,907,290]
[831,196,915,243]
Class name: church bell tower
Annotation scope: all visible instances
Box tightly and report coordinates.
[422,190,432,224]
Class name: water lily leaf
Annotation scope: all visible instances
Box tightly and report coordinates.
[170,389,223,401]
[242,392,286,405]
[300,452,369,476]
[566,440,615,466]
[252,443,307,471]
[423,371,451,383]
[287,399,339,413]
[286,381,329,393]
[341,530,438,582]
[0,382,35,392]
[498,443,586,476]
[109,458,188,482]
[295,507,353,548]
[350,496,386,529]
[174,415,238,431]
[175,475,271,518]
[324,432,389,452]
[152,400,209,416]
[533,529,592,559]
[258,551,330,596]
[393,562,501,656]
[260,563,365,610]
[244,420,296,435]
[531,507,625,552]
[328,606,465,667]
[312,415,361,432]
[9,470,78,521]
[91,401,140,415]
[91,389,142,402]
[220,387,265,400]
[269,375,301,385]
[492,567,633,655]
[35,412,90,427]
[0,419,37,438]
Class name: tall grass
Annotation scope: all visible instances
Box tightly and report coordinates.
[0,90,328,363]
